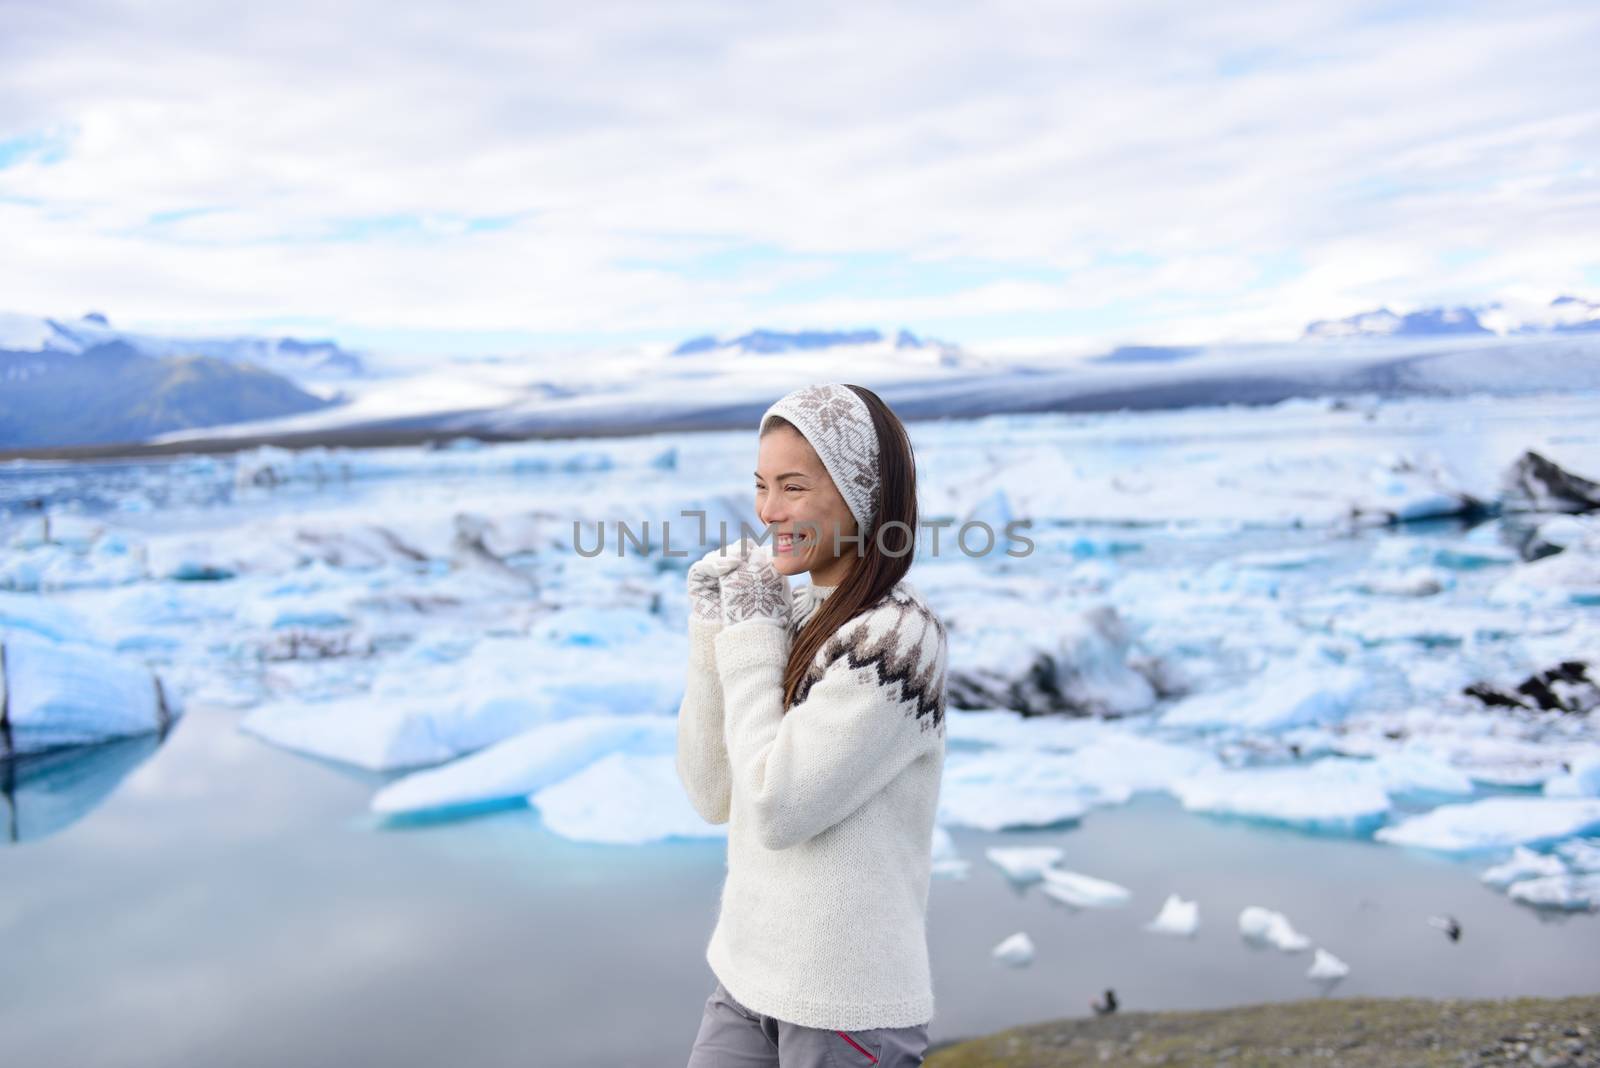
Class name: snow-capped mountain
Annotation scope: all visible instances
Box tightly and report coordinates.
[0,310,368,381]
[1303,306,1492,339]
[10,299,1600,454]
[669,325,972,368]
[1480,295,1600,335]
[0,313,344,449]
[1304,296,1600,340]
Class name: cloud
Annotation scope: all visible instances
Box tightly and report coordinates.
[0,0,1597,354]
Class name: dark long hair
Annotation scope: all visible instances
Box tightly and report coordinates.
[763,384,919,710]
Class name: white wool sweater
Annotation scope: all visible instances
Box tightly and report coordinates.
[674,578,949,1031]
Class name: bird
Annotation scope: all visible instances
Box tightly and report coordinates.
[1427,914,1462,942]
[1090,988,1118,1015]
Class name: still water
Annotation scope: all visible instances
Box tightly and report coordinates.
[3,699,1597,1068]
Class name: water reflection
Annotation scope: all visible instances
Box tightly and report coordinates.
[1,726,175,844]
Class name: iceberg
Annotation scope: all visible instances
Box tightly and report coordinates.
[1544,751,1600,798]
[240,623,684,770]
[1555,836,1600,871]
[937,749,1119,831]
[992,932,1035,967]
[1,620,176,754]
[946,601,1160,717]
[370,714,677,816]
[1238,906,1311,952]
[1306,947,1350,981]
[1169,759,1392,834]
[1160,656,1369,731]
[1144,893,1199,936]
[1038,868,1131,908]
[1479,845,1566,889]
[1374,797,1600,852]
[1506,873,1600,911]
[937,731,1218,831]
[946,706,1112,751]
[984,846,1064,884]
[528,752,727,844]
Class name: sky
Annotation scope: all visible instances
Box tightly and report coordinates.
[1,0,1598,360]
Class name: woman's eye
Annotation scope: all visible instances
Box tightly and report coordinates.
[785,485,802,492]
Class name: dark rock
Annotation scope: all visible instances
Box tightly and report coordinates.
[1502,450,1600,514]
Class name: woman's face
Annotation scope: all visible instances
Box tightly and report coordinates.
[754,424,859,583]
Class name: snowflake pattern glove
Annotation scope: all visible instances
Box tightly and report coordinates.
[718,543,792,628]
[687,543,746,624]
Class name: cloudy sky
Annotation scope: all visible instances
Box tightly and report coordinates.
[1,0,1597,359]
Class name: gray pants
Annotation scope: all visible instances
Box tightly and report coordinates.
[686,978,930,1067]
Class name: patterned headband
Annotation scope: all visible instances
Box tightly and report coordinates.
[759,383,881,532]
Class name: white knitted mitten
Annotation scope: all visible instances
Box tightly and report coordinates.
[718,544,791,628]
[687,544,746,624]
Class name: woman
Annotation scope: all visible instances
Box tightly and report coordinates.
[677,382,949,1067]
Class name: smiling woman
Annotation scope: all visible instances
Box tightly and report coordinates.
[676,382,948,1067]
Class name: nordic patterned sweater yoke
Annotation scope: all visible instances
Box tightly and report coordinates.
[674,577,950,1031]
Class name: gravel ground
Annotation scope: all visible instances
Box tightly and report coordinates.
[925,994,1600,1067]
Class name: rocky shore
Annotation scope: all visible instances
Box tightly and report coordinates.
[926,994,1600,1067]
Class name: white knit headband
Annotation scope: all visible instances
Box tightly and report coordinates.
[759,383,881,532]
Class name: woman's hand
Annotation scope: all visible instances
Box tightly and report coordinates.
[687,543,746,624]
[718,542,792,628]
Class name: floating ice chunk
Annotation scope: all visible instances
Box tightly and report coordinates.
[1433,542,1518,570]
[530,606,661,647]
[5,515,49,550]
[1506,873,1600,912]
[529,752,727,844]
[938,731,1218,831]
[1345,566,1450,597]
[238,589,356,630]
[947,602,1159,717]
[937,750,1121,831]
[1554,837,1600,872]
[1145,893,1199,936]
[0,625,175,753]
[1230,548,1332,571]
[1375,797,1600,852]
[1071,733,1226,794]
[946,707,1112,751]
[143,530,294,580]
[1160,657,1368,730]
[984,846,1064,884]
[1537,513,1599,548]
[1368,749,1476,797]
[1048,604,1160,715]
[992,932,1035,967]
[931,825,970,879]
[1038,868,1131,908]
[1479,845,1567,888]
[1488,535,1600,607]
[1544,752,1600,798]
[371,714,676,815]
[1411,733,1578,789]
[1169,759,1391,834]
[1330,601,1560,648]
[0,591,87,643]
[0,529,149,592]
[1238,906,1311,952]
[240,626,684,770]
[1306,947,1350,980]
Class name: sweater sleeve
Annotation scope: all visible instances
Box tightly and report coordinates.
[713,606,945,852]
[674,616,732,824]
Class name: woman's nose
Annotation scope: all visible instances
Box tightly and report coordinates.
[757,495,786,527]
